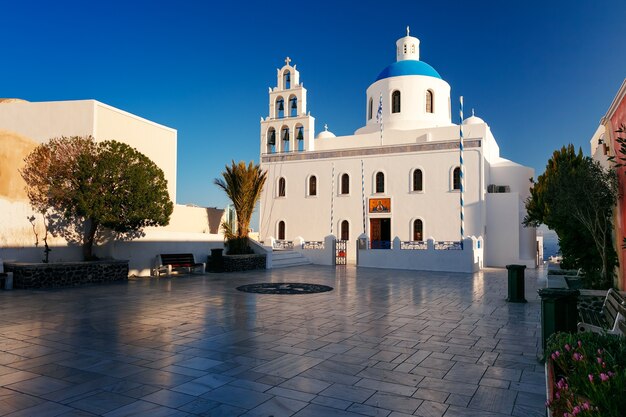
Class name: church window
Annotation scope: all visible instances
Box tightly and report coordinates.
[290,96,297,117]
[340,174,350,195]
[426,90,434,113]
[413,219,423,241]
[278,177,286,197]
[341,220,349,241]
[276,97,285,119]
[392,91,401,113]
[413,169,423,191]
[403,44,407,53]
[368,97,373,120]
[453,167,461,190]
[309,176,317,196]
[411,44,415,53]
[375,172,385,193]
[278,221,285,240]
[284,70,291,89]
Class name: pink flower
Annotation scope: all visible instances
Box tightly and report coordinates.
[597,348,603,355]
[588,374,594,383]
[565,344,571,351]
[573,405,581,415]
[572,353,582,361]
[554,350,560,357]
[582,402,590,410]
[597,357,602,364]
[608,371,614,377]
[600,373,609,382]
[578,340,582,347]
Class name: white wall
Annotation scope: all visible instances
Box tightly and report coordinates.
[357,237,482,273]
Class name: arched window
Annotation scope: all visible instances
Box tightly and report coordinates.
[453,167,461,190]
[403,44,407,53]
[392,91,401,113]
[368,97,373,120]
[296,125,304,151]
[341,220,349,241]
[413,219,423,241]
[340,174,350,195]
[375,172,385,193]
[284,70,291,89]
[281,126,290,152]
[309,176,317,196]
[413,169,423,191]
[278,221,285,240]
[276,97,285,119]
[411,44,415,53]
[278,177,286,197]
[426,90,434,113]
[289,96,297,117]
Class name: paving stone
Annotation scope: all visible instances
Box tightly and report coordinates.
[468,386,517,414]
[242,396,308,417]
[279,375,331,394]
[319,383,376,403]
[346,402,391,416]
[414,400,448,417]
[355,378,417,396]
[201,385,273,409]
[364,392,422,415]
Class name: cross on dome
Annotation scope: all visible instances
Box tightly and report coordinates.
[406,26,410,36]
[324,124,328,131]
[285,57,291,66]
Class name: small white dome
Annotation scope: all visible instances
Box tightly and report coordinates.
[316,124,336,139]
[463,110,485,125]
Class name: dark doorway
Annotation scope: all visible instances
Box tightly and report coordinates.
[370,218,391,249]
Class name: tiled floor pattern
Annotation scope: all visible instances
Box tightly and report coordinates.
[0,265,547,416]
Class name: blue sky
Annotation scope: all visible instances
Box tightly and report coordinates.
[2,0,626,216]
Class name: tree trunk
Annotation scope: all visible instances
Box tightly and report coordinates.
[82,218,99,261]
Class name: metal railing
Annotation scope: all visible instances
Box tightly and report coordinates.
[400,241,428,250]
[434,241,462,250]
[273,240,294,250]
[302,241,324,250]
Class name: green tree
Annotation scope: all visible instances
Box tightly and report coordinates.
[524,145,618,288]
[21,136,173,260]
[214,160,267,254]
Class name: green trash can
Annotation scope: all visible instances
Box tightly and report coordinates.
[537,288,579,352]
[209,248,224,273]
[506,264,527,303]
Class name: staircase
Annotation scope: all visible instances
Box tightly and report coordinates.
[271,250,311,269]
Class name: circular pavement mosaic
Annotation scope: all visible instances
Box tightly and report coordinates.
[236,283,333,295]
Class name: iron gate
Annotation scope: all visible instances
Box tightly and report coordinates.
[335,240,347,266]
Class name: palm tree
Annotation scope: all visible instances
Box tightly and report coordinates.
[214,161,267,254]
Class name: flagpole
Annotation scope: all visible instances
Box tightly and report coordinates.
[459,96,464,250]
[377,93,383,146]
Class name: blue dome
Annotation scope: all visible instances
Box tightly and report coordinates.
[375,60,442,81]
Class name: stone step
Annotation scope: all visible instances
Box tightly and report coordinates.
[271,251,311,269]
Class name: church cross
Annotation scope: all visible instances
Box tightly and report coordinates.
[285,57,291,66]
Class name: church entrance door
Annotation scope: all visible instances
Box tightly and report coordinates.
[370,218,391,249]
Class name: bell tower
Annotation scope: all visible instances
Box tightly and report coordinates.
[260,57,315,154]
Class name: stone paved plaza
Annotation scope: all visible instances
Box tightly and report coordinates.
[0,265,547,417]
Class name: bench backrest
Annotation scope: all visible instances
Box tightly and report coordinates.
[159,254,196,266]
[603,288,626,326]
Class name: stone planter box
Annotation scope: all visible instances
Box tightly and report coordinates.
[208,254,266,272]
[3,260,129,289]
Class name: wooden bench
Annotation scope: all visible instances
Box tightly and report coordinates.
[578,288,626,335]
[154,254,205,277]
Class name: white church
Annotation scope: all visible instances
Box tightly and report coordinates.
[258,29,537,269]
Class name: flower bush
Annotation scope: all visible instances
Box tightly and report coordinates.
[546,331,626,417]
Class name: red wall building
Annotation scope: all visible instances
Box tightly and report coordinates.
[594,79,626,290]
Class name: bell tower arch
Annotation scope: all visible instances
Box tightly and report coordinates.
[260,57,315,154]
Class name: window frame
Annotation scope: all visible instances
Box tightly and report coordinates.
[340,173,350,195]
[308,175,317,197]
[412,219,424,241]
[277,177,286,197]
[452,167,461,191]
[391,90,401,113]
[375,171,385,194]
[412,168,423,192]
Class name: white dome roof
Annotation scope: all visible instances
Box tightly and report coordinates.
[317,124,336,139]
[463,111,486,125]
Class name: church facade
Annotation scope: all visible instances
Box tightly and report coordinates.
[258,30,537,268]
